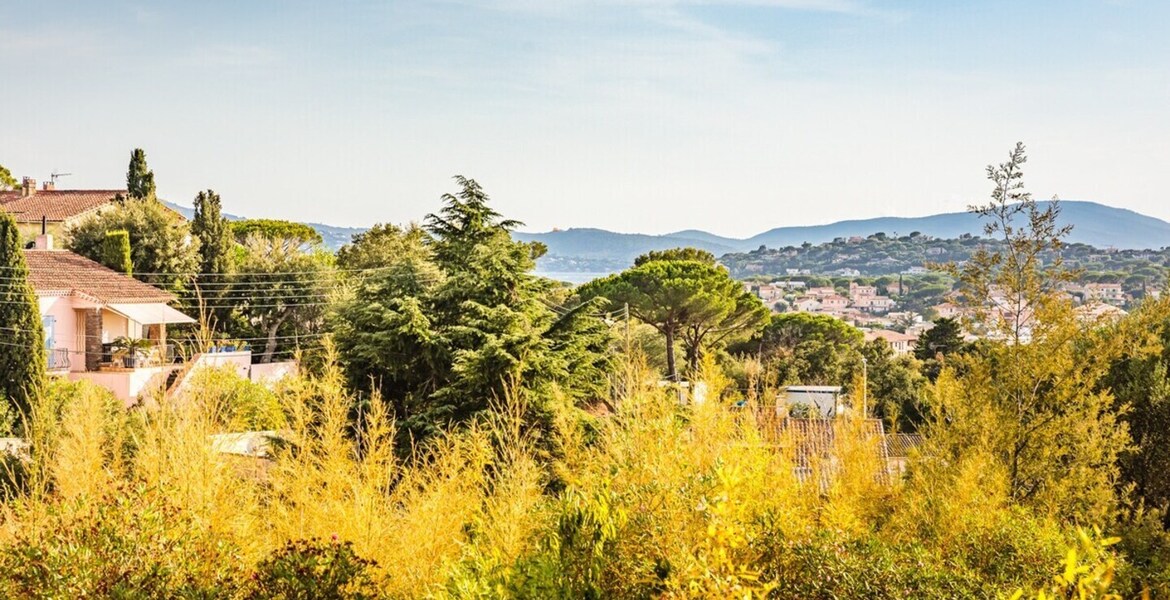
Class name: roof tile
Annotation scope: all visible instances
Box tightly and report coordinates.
[24,250,175,304]
[0,190,123,223]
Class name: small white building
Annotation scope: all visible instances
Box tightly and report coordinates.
[782,385,843,418]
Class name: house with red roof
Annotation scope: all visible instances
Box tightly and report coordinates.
[0,178,124,241]
[864,329,918,356]
[23,233,196,403]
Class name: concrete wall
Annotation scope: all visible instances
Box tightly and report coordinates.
[199,351,253,379]
[70,367,168,407]
[250,361,297,385]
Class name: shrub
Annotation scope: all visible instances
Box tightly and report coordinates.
[183,365,286,430]
[248,538,379,600]
[758,533,985,599]
[0,485,245,599]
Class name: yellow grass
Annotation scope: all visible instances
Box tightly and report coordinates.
[0,347,1086,598]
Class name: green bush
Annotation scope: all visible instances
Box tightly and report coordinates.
[0,486,245,598]
[948,508,1065,589]
[1113,508,1170,598]
[185,365,286,430]
[758,533,985,599]
[248,538,379,600]
[100,229,133,275]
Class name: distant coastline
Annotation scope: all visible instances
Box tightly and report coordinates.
[534,271,613,285]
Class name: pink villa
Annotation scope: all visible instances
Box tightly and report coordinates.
[4,182,298,405]
[25,233,196,402]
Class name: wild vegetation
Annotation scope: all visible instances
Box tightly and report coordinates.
[0,350,1138,599]
[1,146,1170,597]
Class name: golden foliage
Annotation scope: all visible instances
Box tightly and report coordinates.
[0,343,1124,598]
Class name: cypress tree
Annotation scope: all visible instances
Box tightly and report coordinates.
[126,148,157,200]
[192,189,233,275]
[0,212,45,425]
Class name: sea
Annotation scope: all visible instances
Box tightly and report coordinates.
[533,271,614,285]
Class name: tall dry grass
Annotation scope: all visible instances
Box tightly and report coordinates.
[0,345,1088,598]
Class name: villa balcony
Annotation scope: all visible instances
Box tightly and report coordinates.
[47,348,71,372]
[45,339,294,407]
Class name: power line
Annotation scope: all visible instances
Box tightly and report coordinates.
[0,298,337,310]
[0,274,370,287]
[0,273,445,291]
[0,326,329,343]
[0,265,406,277]
[2,341,321,358]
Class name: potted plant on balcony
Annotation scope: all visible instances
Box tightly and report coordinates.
[112,336,154,369]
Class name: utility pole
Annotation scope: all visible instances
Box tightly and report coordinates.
[624,302,630,356]
[861,356,868,418]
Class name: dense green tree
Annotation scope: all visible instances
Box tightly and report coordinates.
[335,223,429,271]
[915,317,966,381]
[0,212,45,427]
[0,164,16,191]
[734,312,864,387]
[126,148,157,200]
[230,231,333,363]
[1102,296,1170,515]
[231,219,321,247]
[757,312,862,349]
[914,318,964,361]
[861,340,928,431]
[634,247,716,267]
[66,198,200,290]
[98,230,132,275]
[191,190,233,276]
[579,254,766,381]
[332,177,612,443]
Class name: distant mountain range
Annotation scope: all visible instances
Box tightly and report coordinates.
[514,201,1170,272]
[165,200,1170,272]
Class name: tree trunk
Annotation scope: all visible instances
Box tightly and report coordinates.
[684,324,704,376]
[261,314,288,364]
[664,326,678,382]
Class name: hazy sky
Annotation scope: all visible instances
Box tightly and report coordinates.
[3,1,1168,237]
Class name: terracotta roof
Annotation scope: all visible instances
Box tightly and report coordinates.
[0,190,123,223]
[864,329,918,343]
[886,433,923,458]
[23,249,175,304]
[759,416,889,471]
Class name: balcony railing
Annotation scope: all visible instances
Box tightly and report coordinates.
[47,348,71,371]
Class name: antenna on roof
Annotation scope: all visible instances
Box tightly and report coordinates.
[50,171,72,184]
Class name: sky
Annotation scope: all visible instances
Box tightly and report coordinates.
[2,0,1169,238]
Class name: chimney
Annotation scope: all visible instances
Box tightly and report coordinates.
[34,233,54,251]
[42,180,55,191]
[21,177,36,197]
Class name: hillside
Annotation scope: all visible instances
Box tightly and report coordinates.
[516,201,1170,272]
[744,201,1170,250]
[162,200,1170,265]
[720,234,1170,285]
